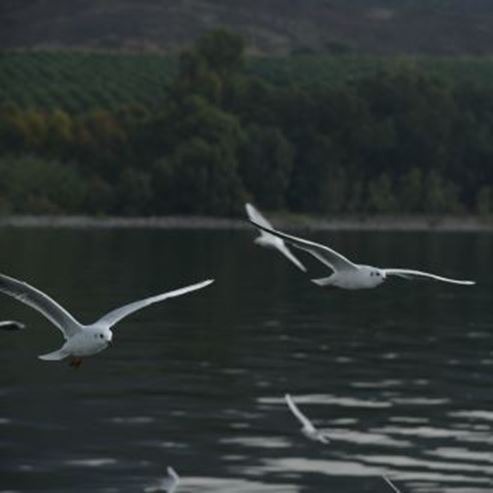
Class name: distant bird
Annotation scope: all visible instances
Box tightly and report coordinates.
[249,220,475,290]
[0,273,214,367]
[284,394,330,444]
[145,466,180,492]
[245,203,306,272]
[382,475,402,493]
[0,320,25,331]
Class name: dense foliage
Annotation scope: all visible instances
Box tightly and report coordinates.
[1,30,493,216]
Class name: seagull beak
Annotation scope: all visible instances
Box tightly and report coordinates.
[107,341,113,347]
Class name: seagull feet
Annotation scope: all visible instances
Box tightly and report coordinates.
[69,357,83,368]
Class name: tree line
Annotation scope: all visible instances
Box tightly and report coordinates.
[0,29,492,216]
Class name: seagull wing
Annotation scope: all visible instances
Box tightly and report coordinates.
[159,467,180,493]
[246,204,306,272]
[249,220,357,272]
[245,203,274,231]
[383,268,475,285]
[96,279,214,329]
[164,466,179,492]
[0,320,25,331]
[285,394,316,431]
[382,475,402,493]
[0,273,82,338]
[277,243,307,272]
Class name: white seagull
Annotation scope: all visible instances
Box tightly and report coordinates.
[383,475,402,493]
[245,203,306,272]
[0,320,26,331]
[145,466,180,492]
[0,273,214,367]
[285,394,330,444]
[249,221,475,290]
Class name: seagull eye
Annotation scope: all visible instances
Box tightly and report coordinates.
[100,334,104,339]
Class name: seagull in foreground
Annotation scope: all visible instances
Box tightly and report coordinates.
[383,475,402,493]
[245,203,306,272]
[0,273,214,367]
[249,220,475,290]
[145,466,180,492]
[0,320,25,331]
[285,394,330,444]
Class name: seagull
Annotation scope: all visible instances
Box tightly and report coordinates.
[382,475,402,493]
[245,203,306,272]
[145,466,180,492]
[0,320,25,331]
[249,220,475,290]
[0,273,214,367]
[285,394,330,444]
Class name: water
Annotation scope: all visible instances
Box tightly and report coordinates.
[0,228,492,492]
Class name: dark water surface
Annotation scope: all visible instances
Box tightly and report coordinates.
[1,228,492,492]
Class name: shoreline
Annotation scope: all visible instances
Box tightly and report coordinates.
[0,214,492,232]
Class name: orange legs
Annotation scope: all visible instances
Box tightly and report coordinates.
[69,357,83,368]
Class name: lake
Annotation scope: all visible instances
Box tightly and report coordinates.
[0,227,492,492]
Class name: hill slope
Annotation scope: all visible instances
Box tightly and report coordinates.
[3,0,493,55]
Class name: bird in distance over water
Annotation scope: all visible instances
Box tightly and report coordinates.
[285,394,330,444]
[245,203,306,272]
[0,273,214,367]
[383,475,402,492]
[0,320,25,331]
[145,466,180,492]
[249,221,475,290]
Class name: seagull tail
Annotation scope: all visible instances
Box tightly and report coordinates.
[38,347,69,361]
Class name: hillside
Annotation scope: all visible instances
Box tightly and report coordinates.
[3,0,493,55]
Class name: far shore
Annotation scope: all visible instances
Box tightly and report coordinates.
[0,214,492,232]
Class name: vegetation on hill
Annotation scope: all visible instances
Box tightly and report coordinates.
[1,29,493,217]
[4,0,493,55]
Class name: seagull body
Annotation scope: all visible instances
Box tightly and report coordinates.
[285,394,330,444]
[249,221,475,290]
[0,320,25,331]
[245,203,306,272]
[145,466,180,492]
[0,273,213,366]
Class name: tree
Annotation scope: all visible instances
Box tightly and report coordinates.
[423,170,462,213]
[366,173,397,213]
[196,28,245,77]
[399,167,423,212]
[154,137,245,215]
[476,186,492,216]
[239,125,293,209]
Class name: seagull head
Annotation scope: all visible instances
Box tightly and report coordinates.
[365,266,386,286]
[93,328,113,347]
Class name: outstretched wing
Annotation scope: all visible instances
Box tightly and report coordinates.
[245,203,275,231]
[0,273,81,338]
[382,476,402,493]
[285,394,315,431]
[277,243,307,272]
[383,268,475,285]
[249,220,357,272]
[0,320,25,331]
[162,466,180,492]
[246,204,307,272]
[96,279,214,329]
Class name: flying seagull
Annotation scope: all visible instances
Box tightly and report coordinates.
[249,220,475,290]
[145,466,180,492]
[382,475,402,493]
[0,320,25,331]
[245,203,306,272]
[0,273,214,367]
[285,394,330,444]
